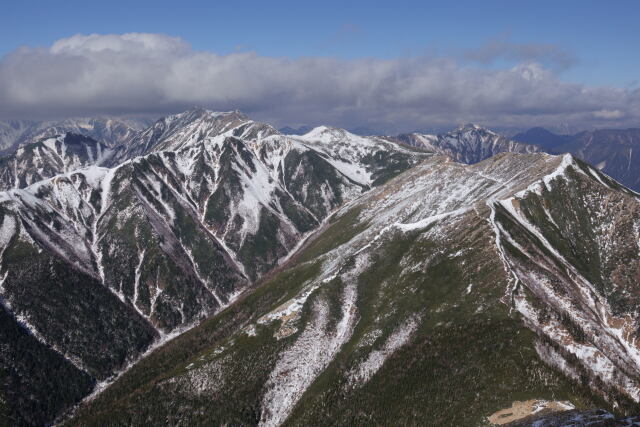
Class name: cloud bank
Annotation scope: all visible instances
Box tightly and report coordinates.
[463,34,578,70]
[1,33,639,132]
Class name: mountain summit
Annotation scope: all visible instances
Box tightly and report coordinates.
[396,124,541,164]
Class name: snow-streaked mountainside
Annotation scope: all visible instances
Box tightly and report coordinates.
[396,123,541,164]
[293,126,424,186]
[0,120,40,152]
[515,127,640,192]
[0,109,429,425]
[70,151,640,426]
[0,117,150,152]
[110,109,278,162]
[2,108,640,426]
[0,133,113,190]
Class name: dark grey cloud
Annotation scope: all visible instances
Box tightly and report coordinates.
[463,34,578,70]
[0,33,638,132]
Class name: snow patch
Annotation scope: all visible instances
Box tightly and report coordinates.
[259,284,358,427]
[348,316,420,386]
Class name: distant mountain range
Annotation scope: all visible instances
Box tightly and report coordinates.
[0,117,153,153]
[4,116,638,191]
[278,125,314,136]
[395,123,542,164]
[0,110,639,426]
[513,127,640,192]
[0,133,114,190]
[393,123,640,192]
[512,127,573,150]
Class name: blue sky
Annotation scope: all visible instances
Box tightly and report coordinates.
[1,0,639,131]
[3,0,638,87]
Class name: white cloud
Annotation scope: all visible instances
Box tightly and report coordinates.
[0,33,638,131]
[592,109,626,119]
[49,33,190,55]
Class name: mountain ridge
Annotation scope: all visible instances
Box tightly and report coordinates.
[68,150,640,425]
[514,126,640,191]
[0,117,151,152]
[0,133,114,190]
[395,123,542,164]
[0,110,639,425]
[0,110,429,425]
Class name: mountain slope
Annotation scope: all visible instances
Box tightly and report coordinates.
[0,120,40,152]
[110,109,278,163]
[69,152,640,426]
[0,133,113,190]
[396,123,541,164]
[514,127,640,192]
[512,126,572,150]
[0,113,429,425]
[0,117,148,152]
[294,126,428,186]
[556,128,640,192]
[25,117,149,148]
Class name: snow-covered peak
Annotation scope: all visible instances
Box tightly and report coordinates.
[455,123,485,132]
[0,132,114,190]
[298,126,388,150]
[299,125,355,143]
[163,108,248,125]
[397,124,540,164]
[292,126,430,186]
[111,108,272,162]
[451,123,498,137]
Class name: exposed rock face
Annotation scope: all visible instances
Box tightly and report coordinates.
[396,123,541,164]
